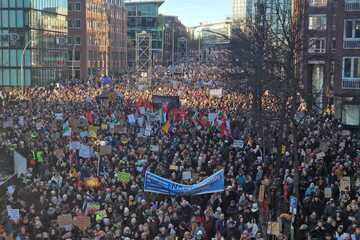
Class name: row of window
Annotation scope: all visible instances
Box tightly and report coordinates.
[69,19,80,28]
[308,38,337,53]
[127,4,157,17]
[68,2,80,11]
[309,17,360,40]
[0,68,31,86]
[0,49,31,67]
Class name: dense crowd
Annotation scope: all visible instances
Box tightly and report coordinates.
[0,72,359,240]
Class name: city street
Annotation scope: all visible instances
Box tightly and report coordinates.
[0,1,359,240]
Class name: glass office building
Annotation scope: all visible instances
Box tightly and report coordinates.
[0,0,68,86]
[125,0,164,68]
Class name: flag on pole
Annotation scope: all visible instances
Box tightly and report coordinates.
[162,120,170,134]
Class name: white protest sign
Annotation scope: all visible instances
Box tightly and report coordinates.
[3,119,13,128]
[150,145,159,152]
[54,113,63,120]
[18,116,25,126]
[7,186,15,195]
[209,88,223,98]
[233,139,244,148]
[182,171,192,180]
[79,144,93,158]
[69,141,81,150]
[7,209,20,221]
[144,129,151,137]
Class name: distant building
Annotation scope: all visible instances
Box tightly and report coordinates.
[125,0,165,69]
[189,19,233,47]
[162,15,188,66]
[0,0,68,86]
[68,0,127,81]
[233,0,255,26]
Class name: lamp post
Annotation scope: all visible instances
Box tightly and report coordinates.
[71,44,76,85]
[21,40,32,94]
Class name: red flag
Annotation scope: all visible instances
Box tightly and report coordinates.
[162,102,169,113]
[85,111,93,124]
[220,115,226,137]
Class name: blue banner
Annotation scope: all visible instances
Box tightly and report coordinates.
[144,169,224,196]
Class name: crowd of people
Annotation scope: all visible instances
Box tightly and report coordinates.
[0,68,359,240]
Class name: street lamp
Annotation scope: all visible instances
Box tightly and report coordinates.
[71,44,76,85]
[21,40,32,93]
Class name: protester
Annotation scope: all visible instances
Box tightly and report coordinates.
[0,63,358,240]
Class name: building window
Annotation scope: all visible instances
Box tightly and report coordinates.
[309,0,327,8]
[75,3,81,11]
[309,15,327,30]
[69,19,81,29]
[69,50,80,61]
[343,57,360,79]
[344,19,360,39]
[331,37,336,50]
[308,38,326,53]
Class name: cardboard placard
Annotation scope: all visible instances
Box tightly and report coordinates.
[258,184,265,202]
[116,172,131,183]
[169,165,178,171]
[70,118,80,129]
[115,126,127,134]
[267,222,280,236]
[57,214,73,227]
[3,118,14,128]
[341,130,351,136]
[150,145,159,152]
[99,145,112,156]
[73,216,91,231]
[101,123,108,130]
[88,126,98,138]
[182,171,192,180]
[316,152,326,160]
[324,187,332,198]
[340,176,351,192]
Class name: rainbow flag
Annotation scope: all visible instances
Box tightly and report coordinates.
[162,120,170,134]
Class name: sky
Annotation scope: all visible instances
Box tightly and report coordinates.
[159,0,232,27]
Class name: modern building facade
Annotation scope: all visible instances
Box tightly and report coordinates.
[162,15,188,66]
[233,0,254,26]
[296,0,360,126]
[189,20,233,47]
[125,0,164,69]
[68,0,127,81]
[106,0,128,77]
[0,0,68,86]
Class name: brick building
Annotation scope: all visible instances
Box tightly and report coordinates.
[297,0,360,126]
[68,0,127,81]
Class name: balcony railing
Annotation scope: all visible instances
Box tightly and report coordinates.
[308,48,326,53]
[344,39,360,49]
[342,78,360,89]
[309,0,328,8]
[345,0,360,11]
